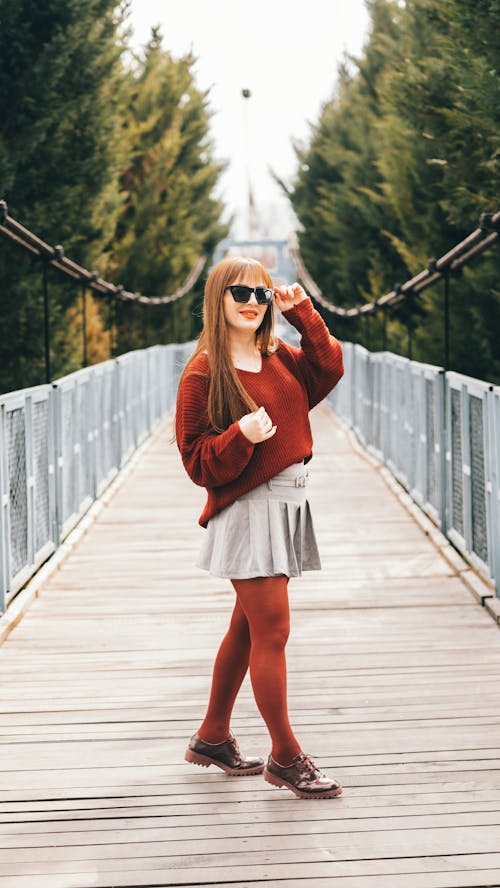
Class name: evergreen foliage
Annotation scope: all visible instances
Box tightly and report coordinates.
[0,0,128,390]
[0,5,227,393]
[289,0,500,382]
[1,0,497,391]
[110,29,228,354]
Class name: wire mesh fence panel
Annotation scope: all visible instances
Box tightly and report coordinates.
[0,346,191,612]
[378,358,392,459]
[147,347,162,430]
[486,387,500,590]
[389,360,400,470]
[163,347,177,417]
[1,341,499,611]
[398,363,410,487]
[327,341,352,425]
[371,357,382,456]
[94,361,118,495]
[77,374,93,508]
[386,357,407,480]
[32,397,50,553]
[396,365,405,480]
[450,386,465,539]
[117,354,136,467]
[408,366,418,492]
[326,346,497,591]
[61,385,76,531]
[0,386,57,609]
[469,394,488,565]
[352,349,362,440]
[134,352,149,445]
[361,349,373,447]
[425,377,437,510]
[407,364,445,528]
[6,407,28,578]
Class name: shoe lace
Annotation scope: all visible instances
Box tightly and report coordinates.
[228,732,240,755]
[296,753,319,778]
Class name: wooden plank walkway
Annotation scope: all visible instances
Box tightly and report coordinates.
[1,404,500,888]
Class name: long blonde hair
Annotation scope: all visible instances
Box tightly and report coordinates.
[179,256,276,433]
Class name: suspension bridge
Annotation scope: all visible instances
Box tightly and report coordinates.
[0,212,500,886]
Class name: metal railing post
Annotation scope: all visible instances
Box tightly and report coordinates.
[89,367,98,501]
[114,358,122,469]
[24,394,35,573]
[52,382,63,544]
[486,386,500,593]
[47,385,58,550]
[461,383,473,552]
[414,367,425,500]
[436,369,447,532]
[0,401,9,612]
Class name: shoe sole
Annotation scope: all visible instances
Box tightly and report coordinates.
[185,748,264,776]
[264,767,343,799]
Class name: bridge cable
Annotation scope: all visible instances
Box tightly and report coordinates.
[288,211,499,317]
[0,200,206,305]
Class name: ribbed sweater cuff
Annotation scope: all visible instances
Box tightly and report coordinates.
[281,297,320,331]
[223,420,255,459]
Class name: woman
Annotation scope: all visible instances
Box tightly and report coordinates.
[175,255,344,799]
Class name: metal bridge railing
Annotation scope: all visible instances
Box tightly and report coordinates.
[2,339,499,613]
[0,342,194,612]
[329,344,500,595]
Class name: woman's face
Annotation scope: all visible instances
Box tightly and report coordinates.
[222,270,271,336]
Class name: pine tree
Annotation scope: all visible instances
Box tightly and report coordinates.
[288,0,500,381]
[376,0,499,378]
[0,0,128,391]
[110,29,228,352]
[290,1,407,345]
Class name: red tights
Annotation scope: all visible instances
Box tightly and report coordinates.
[198,576,301,765]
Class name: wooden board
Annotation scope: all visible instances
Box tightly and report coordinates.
[1,404,499,887]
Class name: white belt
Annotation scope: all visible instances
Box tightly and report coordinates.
[267,471,309,489]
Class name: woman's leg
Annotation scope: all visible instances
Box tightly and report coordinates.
[232,576,301,765]
[198,597,251,743]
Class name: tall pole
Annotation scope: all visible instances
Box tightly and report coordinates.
[242,88,252,240]
[81,283,88,368]
[381,307,387,351]
[443,272,450,371]
[42,259,51,383]
[108,297,114,358]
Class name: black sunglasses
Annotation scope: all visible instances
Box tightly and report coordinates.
[225,284,274,305]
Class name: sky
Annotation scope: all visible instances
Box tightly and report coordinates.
[128,1,370,240]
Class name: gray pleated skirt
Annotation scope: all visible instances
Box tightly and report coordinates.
[196,461,322,579]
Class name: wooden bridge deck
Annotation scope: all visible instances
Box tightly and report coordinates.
[1,405,500,888]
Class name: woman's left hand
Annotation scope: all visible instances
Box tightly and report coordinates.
[273,282,308,312]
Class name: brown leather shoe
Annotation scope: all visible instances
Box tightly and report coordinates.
[185,732,265,776]
[264,752,343,799]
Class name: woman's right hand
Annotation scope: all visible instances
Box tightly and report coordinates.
[239,406,277,443]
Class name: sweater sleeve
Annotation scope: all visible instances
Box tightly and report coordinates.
[175,368,255,488]
[281,298,344,409]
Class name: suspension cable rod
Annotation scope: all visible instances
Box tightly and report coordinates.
[289,210,499,317]
[0,200,206,305]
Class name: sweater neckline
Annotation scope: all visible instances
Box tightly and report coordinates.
[235,365,262,375]
[234,354,265,374]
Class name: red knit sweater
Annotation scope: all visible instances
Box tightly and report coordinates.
[175,298,344,527]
